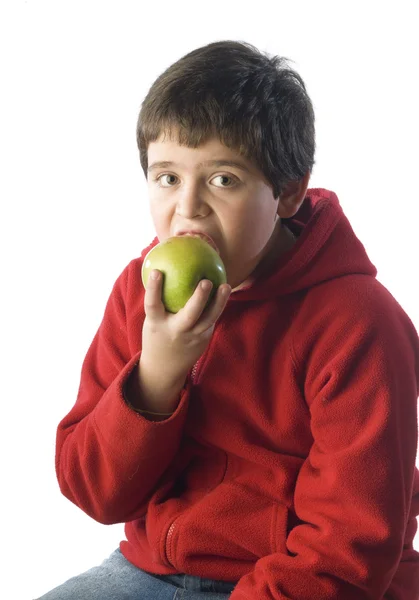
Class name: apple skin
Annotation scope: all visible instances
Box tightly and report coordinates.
[141,236,227,313]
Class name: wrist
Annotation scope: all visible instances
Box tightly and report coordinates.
[124,357,187,414]
[140,351,189,388]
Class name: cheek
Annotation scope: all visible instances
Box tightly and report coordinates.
[228,204,275,255]
[149,202,172,237]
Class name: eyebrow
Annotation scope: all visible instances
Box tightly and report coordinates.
[147,159,250,173]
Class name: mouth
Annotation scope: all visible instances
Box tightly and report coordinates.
[176,230,220,254]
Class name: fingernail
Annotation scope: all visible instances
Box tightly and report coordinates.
[151,270,160,280]
[200,280,212,291]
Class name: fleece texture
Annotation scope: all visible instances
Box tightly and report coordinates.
[56,188,419,599]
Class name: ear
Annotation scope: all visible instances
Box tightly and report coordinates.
[276,170,311,219]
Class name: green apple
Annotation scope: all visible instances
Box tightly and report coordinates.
[142,235,227,313]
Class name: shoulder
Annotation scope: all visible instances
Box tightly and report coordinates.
[112,238,159,298]
[291,274,419,370]
[299,274,414,330]
[104,240,157,319]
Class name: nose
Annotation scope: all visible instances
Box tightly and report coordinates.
[175,181,209,219]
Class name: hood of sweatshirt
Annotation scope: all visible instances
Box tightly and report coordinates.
[141,188,378,301]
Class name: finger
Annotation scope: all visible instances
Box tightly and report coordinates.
[176,279,215,330]
[143,270,165,319]
[195,283,232,332]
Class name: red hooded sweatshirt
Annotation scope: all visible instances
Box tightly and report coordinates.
[56,189,419,599]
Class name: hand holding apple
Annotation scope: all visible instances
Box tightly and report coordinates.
[139,236,231,412]
[142,236,227,313]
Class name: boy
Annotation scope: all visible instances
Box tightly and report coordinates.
[37,41,419,599]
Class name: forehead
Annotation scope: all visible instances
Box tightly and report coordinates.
[147,134,259,176]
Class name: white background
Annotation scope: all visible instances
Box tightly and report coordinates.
[1,1,418,598]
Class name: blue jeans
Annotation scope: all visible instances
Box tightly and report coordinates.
[35,548,236,599]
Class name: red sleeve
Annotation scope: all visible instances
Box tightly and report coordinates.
[231,282,419,599]
[55,260,190,525]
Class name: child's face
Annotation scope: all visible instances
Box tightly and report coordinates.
[147,134,287,290]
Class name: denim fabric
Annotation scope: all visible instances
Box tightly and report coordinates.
[35,548,236,599]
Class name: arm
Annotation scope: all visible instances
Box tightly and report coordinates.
[56,260,231,525]
[231,283,419,599]
[55,262,190,525]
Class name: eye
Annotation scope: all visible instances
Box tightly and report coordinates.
[154,174,178,187]
[211,175,236,188]
[153,173,238,188]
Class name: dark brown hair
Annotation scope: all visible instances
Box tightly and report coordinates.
[136,40,316,198]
